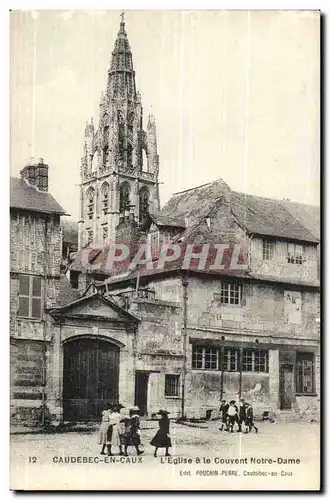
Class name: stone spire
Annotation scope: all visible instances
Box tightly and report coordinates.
[107,12,136,100]
[78,13,160,249]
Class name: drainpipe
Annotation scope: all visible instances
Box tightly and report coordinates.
[239,346,243,398]
[180,275,188,419]
[220,347,224,400]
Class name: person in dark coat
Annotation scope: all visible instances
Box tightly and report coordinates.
[244,403,258,433]
[150,410,171,457]
[219,399,229,431]
[121,406,144,456]
[237,398,246,433]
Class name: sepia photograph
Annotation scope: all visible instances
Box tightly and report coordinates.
[9,9,320,491]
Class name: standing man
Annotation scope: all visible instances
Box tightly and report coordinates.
[219,399,229,431]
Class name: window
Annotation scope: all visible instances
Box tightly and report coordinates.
[224,348,238,371]
[165,374,180,397]
[18,275,42,319]
[102,225,108,241]
[284,291,302,325]
[87,190,94,220]
[263,239,275,260]
[103,145,109,167]
[287,243,303,264]
[119,182,131,213]
[296,352,314,394]
[87,230,93,245]
[101,184,109,214]
[242,349,268,372]
[219,283,241,305]
[139,186,150,226]
[192,345,219,370]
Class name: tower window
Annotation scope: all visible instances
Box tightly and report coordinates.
[127,143,133,168]
[139,186,149,226]
[119,182,131,213]
[87,230,93,245]
[87,190,95,220]
[101,184,109,214]
[103,145,109,167]
[102,225,108,241]
[118,111,125,160]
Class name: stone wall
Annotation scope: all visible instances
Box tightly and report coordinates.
[184,276,319,339]
[250,237,318,283]
[10,339,47,425]
[10,210,63,425]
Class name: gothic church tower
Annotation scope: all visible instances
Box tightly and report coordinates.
[78,14,160,249]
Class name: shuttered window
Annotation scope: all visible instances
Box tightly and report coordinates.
[18,275,42,319]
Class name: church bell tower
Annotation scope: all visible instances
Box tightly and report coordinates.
[78,13,160,249]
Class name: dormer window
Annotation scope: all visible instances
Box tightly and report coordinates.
[287,243,303,264]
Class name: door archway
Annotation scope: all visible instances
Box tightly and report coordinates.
[63,337,120,421]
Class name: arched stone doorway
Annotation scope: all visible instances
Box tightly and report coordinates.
[63,337,120,421]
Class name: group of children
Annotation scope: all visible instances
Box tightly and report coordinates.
[98,404,172,457]
[219,398,259,433]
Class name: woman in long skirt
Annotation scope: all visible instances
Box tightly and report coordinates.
[150,410,171,458]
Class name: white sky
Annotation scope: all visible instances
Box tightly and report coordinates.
[10,10,320,219]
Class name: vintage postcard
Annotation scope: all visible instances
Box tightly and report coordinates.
[10,10,320,491]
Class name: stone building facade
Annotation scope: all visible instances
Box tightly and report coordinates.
[10,158,67,425]
[100,179,320,420]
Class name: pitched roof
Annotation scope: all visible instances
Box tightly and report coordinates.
[231,192,319,243]
[150,213,186,229]
[10,177,67,215]
[161,179,319,244]
[162,179,229,222]
[281,200,320,239]
[61,218,78,245]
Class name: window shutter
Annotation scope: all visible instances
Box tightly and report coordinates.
[18,297,29,317]
[19,275,30,295]
[32,298,41,318]
[32,277,41,297]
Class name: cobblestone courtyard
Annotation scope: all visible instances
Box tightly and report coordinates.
[10,420,320,490]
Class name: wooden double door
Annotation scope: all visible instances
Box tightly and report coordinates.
[63,338,119,421]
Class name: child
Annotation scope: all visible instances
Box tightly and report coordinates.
[219,399,229,431]
[150,410,171,457]
[244,402,258,433]
[98,408,112,455]
[109,403,125,455]
[122,406,144,456]
[237,398,246,433]
[227,400,238,433]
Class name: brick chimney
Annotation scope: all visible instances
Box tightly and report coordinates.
[20,157,49,192]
